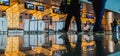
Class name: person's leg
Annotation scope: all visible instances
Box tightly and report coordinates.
[94,35,106,56]
[59,34,73,55]
[114,26,116,32]
[112,26,114,32]
[63,14,72,32]
[74,35,82,56]
[114,26,117,32]
[74,11,82,32]
[93,0,107,32]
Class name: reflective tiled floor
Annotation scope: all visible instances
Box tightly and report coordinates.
[0,31,120,56]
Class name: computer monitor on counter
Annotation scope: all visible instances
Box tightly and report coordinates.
[24,3,34,10]
[0,0,10,6]
[36,5,44,11]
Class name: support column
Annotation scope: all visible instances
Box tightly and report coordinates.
[6,3,20,29]
[107,11,113,31]
[102,10,113,32]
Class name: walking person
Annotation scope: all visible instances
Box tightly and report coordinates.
[94,35,106,56]
[59,34,82,56]
[112,19,118,32]
[60,0,82,34]
[88,0,107,34]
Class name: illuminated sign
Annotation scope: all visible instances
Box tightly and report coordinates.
[53,8,61,14]
[36,5,44,11]
[86,14,94,19]
[91,16,94,19]
[24,3,34,10]
[0,0,10,6]
[53,50,66,56]
[86,14,91,18]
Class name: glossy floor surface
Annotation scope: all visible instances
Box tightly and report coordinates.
[0,31,120,56]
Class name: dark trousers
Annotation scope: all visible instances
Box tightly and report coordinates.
[94,36,106,56]
[64,10,81,32]
[63,35,82,56]
[112,26,117,32]
[92,0,107,32]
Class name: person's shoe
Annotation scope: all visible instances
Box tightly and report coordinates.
[94,32,104,35]
[84,30,89,32]
[76,31,83,35]
[93,27,104,35]
[59,34,68,39]
[93,29,104,35]
[59,29,67,34]
[94,30,104,35]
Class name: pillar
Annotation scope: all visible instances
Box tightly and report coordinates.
[103,10,113,32]
[107,11,113,31]
[6,3,20,29]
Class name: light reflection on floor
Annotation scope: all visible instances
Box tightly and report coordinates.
[0,32,120,56]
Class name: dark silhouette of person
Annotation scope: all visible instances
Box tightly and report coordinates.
[112,32,119,45]
[60,34,73,56]
[59,34,82,56]
[88,0,107,33]
[60,0,82,34]
[112,19,118,32]
[94,35,106,56]
[74,34,82,56]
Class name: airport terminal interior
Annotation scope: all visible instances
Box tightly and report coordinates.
[0,0,120,56]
